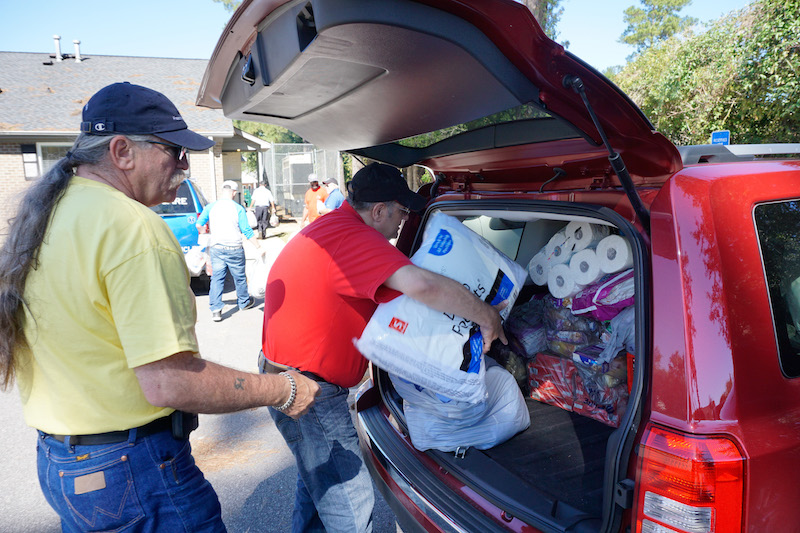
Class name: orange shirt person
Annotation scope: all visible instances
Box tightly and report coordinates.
[302,173,328,226]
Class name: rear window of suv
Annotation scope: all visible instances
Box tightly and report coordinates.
[150,181,201,215]
[755,200,800,377]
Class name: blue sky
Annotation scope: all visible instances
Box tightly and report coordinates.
[1,0,752,72]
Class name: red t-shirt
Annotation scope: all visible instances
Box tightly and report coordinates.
[262,202,413,387]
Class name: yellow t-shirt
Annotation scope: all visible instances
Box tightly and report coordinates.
[16,177,199,435]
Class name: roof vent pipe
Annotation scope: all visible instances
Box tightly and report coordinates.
[53,35,62,61]
[73,40,82,62]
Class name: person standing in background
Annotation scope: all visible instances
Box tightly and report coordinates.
[250,181,276,239]
[197,180,263,322]
[301,173,328,226]
[317,176,345,215]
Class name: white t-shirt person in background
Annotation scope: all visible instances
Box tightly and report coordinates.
[250,182,276,239]
[197,180,264,321]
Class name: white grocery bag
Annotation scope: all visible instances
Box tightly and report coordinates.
[185,246,206,276]
[355,211,527,404]
[399,365,531,452]
[246,238,285,298]
[246,209,257,228]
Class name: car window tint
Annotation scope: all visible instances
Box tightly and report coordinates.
[395,103,551,149]
[755,200,800,377]
[150,182,196,215]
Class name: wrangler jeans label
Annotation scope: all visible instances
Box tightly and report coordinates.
[74,471,107,495]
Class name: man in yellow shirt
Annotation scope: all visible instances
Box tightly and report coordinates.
[0,82,319,532]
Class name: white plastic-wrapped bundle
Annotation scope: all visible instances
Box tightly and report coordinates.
[564,221,610,252]
[399,365,531,452]
[596,235,634,273]
[185,247,206,276]
[544,229,575,265]
[355,211,527,404]
[527,251,550,286]
[569,248,604,286]
[547,263,584,299]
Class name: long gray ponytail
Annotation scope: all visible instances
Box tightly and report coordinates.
[0,133,143,389]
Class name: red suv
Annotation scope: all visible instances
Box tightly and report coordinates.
[199,1,800,531]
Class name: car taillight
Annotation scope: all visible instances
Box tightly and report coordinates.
[633,425,745,533]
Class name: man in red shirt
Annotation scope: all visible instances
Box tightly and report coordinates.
[260,162,506,532]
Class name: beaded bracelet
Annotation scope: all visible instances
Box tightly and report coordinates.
[274,371,297,412]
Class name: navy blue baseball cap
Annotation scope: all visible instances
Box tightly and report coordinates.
[81,82,215,151]
[349,163,426,212]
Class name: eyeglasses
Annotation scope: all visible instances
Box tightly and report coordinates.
[145,140,187,163]
[394,203,411,216]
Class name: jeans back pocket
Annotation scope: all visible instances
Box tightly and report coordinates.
[60,454,144,532]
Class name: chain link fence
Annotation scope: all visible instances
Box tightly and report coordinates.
[261,144,343,218]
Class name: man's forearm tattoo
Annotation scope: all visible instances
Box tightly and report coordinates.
[234,377,245,390]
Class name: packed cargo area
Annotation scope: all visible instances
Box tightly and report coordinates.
[367,203,642,529]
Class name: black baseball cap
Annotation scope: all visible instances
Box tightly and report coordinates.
[349,163,426,212]
[80,82,215,151]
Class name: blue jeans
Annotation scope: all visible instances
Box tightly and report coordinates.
[37,429,225,532]
[209,245,250,311]
[269,381,375,533]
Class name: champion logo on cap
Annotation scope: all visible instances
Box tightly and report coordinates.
[94,123,106,132]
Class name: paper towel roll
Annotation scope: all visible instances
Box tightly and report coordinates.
[547,263,584,299]
[528,251,550,286]
[544,231,574,265]
[596,235,634,273]
[565,221,610,252]
[569,248,603,285]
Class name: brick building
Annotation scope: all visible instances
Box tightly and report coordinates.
[0,44,270,234]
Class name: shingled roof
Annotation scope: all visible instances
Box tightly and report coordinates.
[0,51,232,137]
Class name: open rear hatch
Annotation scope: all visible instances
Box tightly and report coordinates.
[198,1,668,530]
[197,0,681,196]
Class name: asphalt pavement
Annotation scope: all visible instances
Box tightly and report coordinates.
[0,218,402,533]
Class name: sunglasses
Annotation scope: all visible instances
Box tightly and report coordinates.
[146,140,188,163]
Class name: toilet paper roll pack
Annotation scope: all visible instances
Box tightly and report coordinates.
[527,251,550,286]
[596,235,634,273]
[569,248,603,286]
[565,221,610,252]
[544,230,575,265]
[547,263,585,299]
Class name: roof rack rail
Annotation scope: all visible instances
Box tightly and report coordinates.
[678,144,800,165]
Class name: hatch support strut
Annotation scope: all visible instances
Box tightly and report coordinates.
[563,75,651,234]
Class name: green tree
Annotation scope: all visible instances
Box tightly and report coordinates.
[235,120,306,176]
[213,0,239,12]
[611,0,800,145]
[620,0,697,57]
[521,0,565,42]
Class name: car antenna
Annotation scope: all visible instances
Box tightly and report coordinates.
[563,75,651,234]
